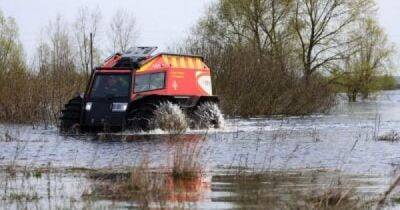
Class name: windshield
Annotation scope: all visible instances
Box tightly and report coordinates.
[90,74,131,98]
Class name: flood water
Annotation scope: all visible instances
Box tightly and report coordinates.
[2,90,400,209]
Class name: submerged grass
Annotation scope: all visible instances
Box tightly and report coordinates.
[306,187,363,209]
[84,157,171,209]
[85,138,207,208]
[171,141,204,181]
[213,170,371,210]
[378,130,400,142]
[4,192,39,202]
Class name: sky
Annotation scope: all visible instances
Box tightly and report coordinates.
[0,0,399,68]
[0,0,214,59]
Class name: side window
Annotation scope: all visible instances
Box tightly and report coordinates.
[149,73,165,90]
[135,72,165,92]
[135,74,150,92]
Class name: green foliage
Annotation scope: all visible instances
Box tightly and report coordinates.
[336,18,394,101]
[376,74,397,90]
[0,10,31,122]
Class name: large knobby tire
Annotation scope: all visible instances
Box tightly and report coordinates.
[60,96,83,134]
[191,102,223,129]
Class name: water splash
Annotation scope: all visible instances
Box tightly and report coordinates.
[193,102,225,129]
[154,102,189,133]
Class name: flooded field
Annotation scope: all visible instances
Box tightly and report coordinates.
[3,90,400,209]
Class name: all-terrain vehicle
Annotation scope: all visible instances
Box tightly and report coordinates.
[60,47,222,132]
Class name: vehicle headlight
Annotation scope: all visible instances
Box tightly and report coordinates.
[85,102,92,111]
[112,103,128,112]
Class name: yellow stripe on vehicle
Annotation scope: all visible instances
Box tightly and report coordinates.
[189,58,196,69]
[143,55,205,70]
[178,57,185,68]
[171,56,178,68]
[194,58,202,69]
[137,58,156,72]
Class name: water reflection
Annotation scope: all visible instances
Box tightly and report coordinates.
[0,168,389,209]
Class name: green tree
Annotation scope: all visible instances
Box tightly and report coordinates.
[0,10,31,122]
[341,18,393,101]
[0,10,25,77]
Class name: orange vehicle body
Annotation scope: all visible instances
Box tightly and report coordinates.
[98,53,213,100]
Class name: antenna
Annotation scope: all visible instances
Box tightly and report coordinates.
[90,33,93,73]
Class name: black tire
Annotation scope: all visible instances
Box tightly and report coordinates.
[127,103,157,132]
[60,96,83,133]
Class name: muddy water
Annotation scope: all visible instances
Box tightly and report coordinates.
[2,90,400,208]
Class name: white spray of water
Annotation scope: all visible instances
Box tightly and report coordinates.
[154,102,189,133]
[122,102,226,135]
[193,102,225,129]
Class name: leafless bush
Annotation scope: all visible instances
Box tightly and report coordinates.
[184,41,335,117]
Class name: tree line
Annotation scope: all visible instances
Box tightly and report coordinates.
[0,0,396,125]
[184,0,394,116]
[0,8,138,125]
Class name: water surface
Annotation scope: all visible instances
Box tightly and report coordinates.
[2,90,400,209]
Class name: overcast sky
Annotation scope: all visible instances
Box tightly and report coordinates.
[1,0,399,69]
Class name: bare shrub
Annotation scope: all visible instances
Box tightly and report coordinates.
[185,41,335,117]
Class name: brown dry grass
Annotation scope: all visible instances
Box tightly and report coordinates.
[84,159,170,209]
[171,141,204,181]
[306,187,363,209]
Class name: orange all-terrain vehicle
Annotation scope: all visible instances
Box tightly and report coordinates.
[60,47,221,132]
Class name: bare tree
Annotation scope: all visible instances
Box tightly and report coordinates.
[293,0,374,83]
[42,16,84,122]
[185,0,336,116]
[108,9,139,53]
[73,6,102,77]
